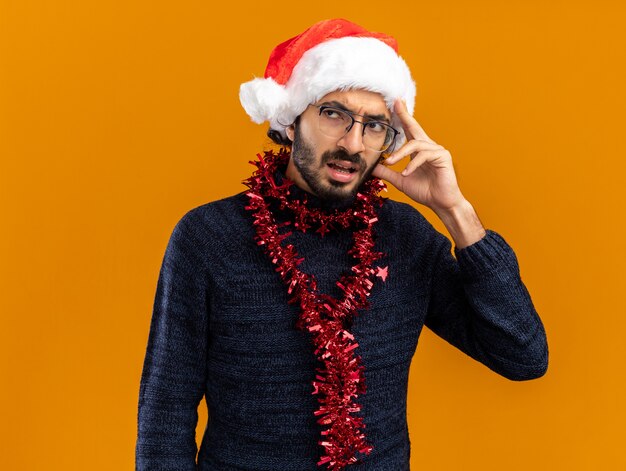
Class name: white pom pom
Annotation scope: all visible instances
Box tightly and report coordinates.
[239,77,288,124]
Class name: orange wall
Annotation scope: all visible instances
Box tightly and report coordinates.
[1,1,624,470]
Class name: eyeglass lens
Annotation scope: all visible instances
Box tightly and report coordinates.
[317,107,396,152]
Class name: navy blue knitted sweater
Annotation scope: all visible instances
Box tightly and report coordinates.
[136,188,548,470]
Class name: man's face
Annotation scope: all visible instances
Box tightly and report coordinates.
[285,89,392,206]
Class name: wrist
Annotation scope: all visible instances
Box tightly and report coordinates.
[434,199,486,249]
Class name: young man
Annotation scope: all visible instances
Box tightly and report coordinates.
[136,19,548,471]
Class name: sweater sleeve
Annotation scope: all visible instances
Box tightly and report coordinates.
[136,211,209,470]
[423,229,548,381]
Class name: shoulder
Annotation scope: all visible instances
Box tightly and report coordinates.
[162,192,252,258]
[175,192,250,235]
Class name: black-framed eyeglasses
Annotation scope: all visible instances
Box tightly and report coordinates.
[308,104,399,153]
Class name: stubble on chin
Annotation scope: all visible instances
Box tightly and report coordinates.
[291,127,377,208]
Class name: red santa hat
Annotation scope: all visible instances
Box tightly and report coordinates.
[239,18,416,145]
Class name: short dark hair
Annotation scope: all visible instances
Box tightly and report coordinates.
[266,116,300,146]
[267,128,292,146]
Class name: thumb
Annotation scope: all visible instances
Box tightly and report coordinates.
[372,163,404,190]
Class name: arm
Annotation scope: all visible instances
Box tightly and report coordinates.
[424,229,548,380]
[136,211,209,470]
[372,99,547,379]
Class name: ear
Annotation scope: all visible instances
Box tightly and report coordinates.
[286,124,295,142]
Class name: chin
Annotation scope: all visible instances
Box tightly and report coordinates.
[318,178,369,207]
[327,181,358,196]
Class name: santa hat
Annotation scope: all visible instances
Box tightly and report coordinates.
[239,19,416,145]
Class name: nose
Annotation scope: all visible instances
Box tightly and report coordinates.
[336,121,366,156]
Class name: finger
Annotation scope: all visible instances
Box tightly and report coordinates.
[386,140,444,164]
[394,99,435,144]
[372,163,405,190]
[401,149,444,176]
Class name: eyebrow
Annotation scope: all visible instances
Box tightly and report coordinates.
[319,100,391,124]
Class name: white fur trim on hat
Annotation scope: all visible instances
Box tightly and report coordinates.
[240,36,416,145]
[239,77,289,124]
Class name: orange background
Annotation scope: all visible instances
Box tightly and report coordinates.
[1,1,624,470]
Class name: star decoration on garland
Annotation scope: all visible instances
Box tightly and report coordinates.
[375,266,388,282]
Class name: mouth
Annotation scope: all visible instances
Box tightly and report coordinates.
[325,160,360,183]
[327,160,359,173]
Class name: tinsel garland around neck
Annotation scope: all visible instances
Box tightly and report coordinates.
[243,148,389,470]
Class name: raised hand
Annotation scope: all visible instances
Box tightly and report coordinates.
[372,99,486,248]
[372,99,467,213]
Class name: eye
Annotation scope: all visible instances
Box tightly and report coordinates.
[365,121,387,133]
[321,107,343,119]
